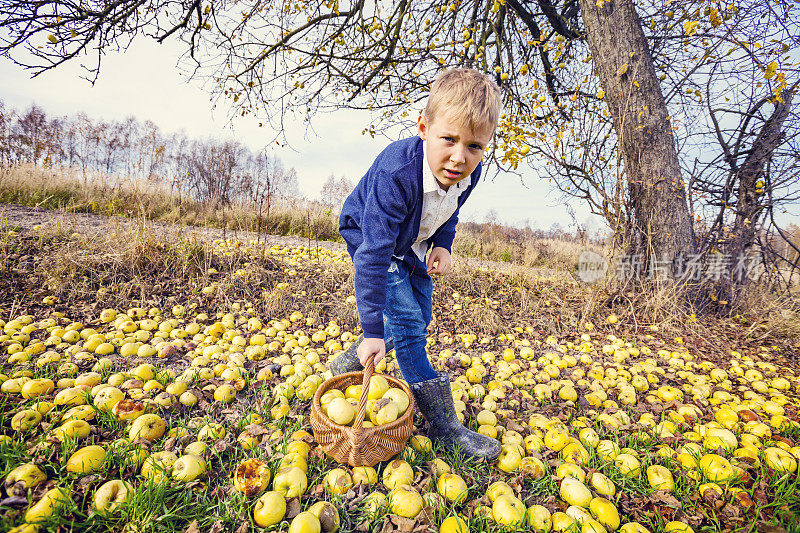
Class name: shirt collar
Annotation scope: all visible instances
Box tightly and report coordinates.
[422,140,471,196]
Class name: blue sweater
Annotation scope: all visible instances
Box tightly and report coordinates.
[339,136,482,339]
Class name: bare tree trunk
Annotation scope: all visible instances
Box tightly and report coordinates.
[729,85,795,267]
[579,0,697,280]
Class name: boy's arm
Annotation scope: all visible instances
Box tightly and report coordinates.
[353,170,409,340]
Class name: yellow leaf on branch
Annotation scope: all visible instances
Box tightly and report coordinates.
[764,61,778,80]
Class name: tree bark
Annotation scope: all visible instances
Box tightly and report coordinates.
[579,0,697,279]
[728,85,795,267]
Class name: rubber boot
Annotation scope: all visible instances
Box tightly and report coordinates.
[328,334,394,376]
[410,372,501,461]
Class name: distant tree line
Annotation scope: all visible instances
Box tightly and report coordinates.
[0,100,300,208]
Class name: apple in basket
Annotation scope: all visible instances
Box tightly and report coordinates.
[325,397,356,426]
[383,387,410,415]
[368,398,399,426]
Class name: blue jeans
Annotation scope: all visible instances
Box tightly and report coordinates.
[383,259,438,384]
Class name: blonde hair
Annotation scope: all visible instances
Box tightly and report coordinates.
[423,68,502,134]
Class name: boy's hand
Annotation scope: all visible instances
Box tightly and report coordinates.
[427,247,452,275]
[358,337,386,366]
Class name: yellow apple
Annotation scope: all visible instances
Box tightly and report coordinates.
[589,497,620,530]
[25,487,70,523]
[764,447,798,473]
[60,404,96,423]
[326,397,356,426]
[556,462,586,483]
[362,491,388,514]
[565,505,591,525]
[11,409,42,433]
[179,391,199,407]
[324,468,353,495]
[561,442,590,465]
[432,458,452,478]
[54,387,88,406]
[171,454,206,482]
[8,522,40,533]
[352,466,378,486]
[234,459,271,497]
[437,473,468,504]
[272,466,308,498]
[20,378,55,399]
[308,501,340,533]
[278,452,308,473]
[519,456,546,479]
[382,459,413,490]
[289,511,321,533]
[409,435,432,454]
[383,387,410,415]
[560,477,592,508]
[94,386,124,412]
[213,384,236,403]
[367,375,390,400]
[440,516,469,533]
[492,493,526,529]
[552,512,577,532]
[388,484,423,518]
[129,413,166,441]
[253,491,286,527]
[487,480,515,502]
[703,428,737,453]
[184,441,207,456]
[596,440,620,461]
[545,427,570,452]
[113,399,145,420]
[698,454,733,483]
[496,443,523,473]
[527,504,552,532]
[372,400,399,426]
[4,463,47,496]
[66,445,107,474]
[53,419,92,441]
[93,479,133,515]
[140,451,178,482]
[615,453,641,477]
[589,472,615,498]
[646,465,675,491]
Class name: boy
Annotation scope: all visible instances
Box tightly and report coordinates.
[330,69,502,460]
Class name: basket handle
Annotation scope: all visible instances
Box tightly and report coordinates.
[352,352,375,435]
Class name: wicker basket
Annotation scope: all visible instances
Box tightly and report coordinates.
[310,354,415,467]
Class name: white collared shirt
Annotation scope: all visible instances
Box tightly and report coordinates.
[411,141,472,262]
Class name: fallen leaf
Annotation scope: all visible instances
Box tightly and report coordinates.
[756,522,788,533]
[308,483,324,499]
[390,514,416,531]
[286,497,302,519]
[183,520,201,533]
[0,496,28,508]
[244,424,268,436]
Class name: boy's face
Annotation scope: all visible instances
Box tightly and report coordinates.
[418,112,493,191]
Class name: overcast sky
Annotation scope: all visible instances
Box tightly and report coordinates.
[0,38,606,234]
[4,37,797,235]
